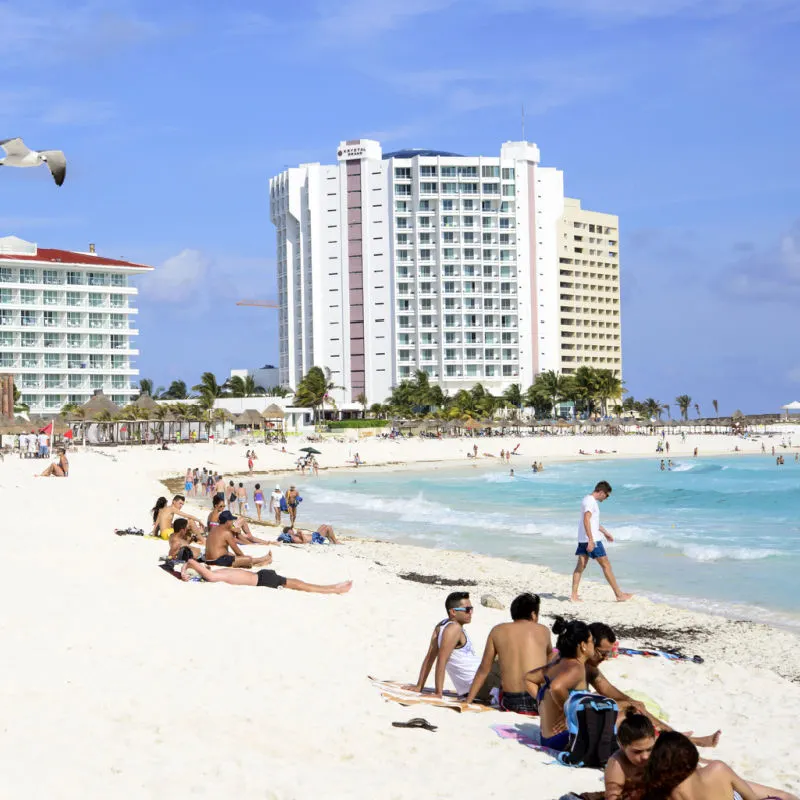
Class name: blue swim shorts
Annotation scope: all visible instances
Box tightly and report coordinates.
[575,541,607,559]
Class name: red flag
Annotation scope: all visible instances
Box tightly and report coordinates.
[120,425,127,433]
[39,422,53,435]
[64,429,74,439]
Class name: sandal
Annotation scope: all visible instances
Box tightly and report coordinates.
[392,717,437,732]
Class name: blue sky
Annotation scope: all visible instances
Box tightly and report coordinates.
[1,0,799,414]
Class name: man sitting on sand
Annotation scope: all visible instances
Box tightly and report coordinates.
[278,524,339,545]
[167,518,206,561]
[410,592,501,702]
[207,494,279,546]
[463,592,552,714]
[153,495,205,541]
[584,622,720,748]
[205,511,274,568]
[181,558,352,594]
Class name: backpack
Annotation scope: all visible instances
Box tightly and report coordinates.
[556,692,619,768]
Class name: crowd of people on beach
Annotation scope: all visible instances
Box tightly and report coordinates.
[406,589,796,800]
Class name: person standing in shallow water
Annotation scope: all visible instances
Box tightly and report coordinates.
[570,480,632,602]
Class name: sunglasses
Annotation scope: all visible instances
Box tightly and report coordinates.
[453,606,474,613]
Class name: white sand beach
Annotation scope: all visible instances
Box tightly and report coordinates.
[2,432,798,799]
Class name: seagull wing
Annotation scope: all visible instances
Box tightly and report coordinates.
[41,150,67,186]
[0,138,32,158]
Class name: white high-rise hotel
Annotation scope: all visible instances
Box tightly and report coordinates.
[0,235,151,414]
[269,139,620,406]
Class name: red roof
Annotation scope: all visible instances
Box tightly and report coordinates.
[0,247,153,270]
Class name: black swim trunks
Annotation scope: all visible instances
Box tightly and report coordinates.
[176,546,194,562]
[499,691,539,716]
[207,554,235,567]
[256,569,287,589]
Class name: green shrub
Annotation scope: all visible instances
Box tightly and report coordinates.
[326,419,389,429]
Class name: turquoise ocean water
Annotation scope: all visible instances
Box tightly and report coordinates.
[283,456,800,628]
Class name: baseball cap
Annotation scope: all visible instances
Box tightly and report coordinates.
[275,484,281,490]
[218,510,237,523]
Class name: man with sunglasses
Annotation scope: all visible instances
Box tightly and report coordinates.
[410,592,501,702]
[586,622,720,748]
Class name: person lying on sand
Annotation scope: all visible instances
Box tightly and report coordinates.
[207,494,278,546]
[37,447,69,477]
[464,593,552,714]
[278,524,339,544]
[204,511,274,568]
[409,591,501,702]
[582,622,720,748]
[181,558,352,594]
[167,518,205,561]
[152,495,205,540]
[605,720,798,800]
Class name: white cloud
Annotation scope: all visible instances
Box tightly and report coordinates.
[313,0,459,40]
[141,249,210,302]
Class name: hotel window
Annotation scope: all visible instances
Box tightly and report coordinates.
[420,165,437,177]
[110,335,125,350]
[420,299,432,311]
[441,182,458,194]
[0,353,13,368]
[462,199,474,210]
[443,232,455,243]
[21,310,36,326]
[463,217,474,228]
[43,332,60,348]
[89,333,104,348]
[67,333,82,348]
[502,184,516,196]
[110,274,126,287]
[19,268,36,284]
[395,200,408,212]
[67,312,82,328]
[69,373,84,387]
[111,355,125,369]
[45,353,63,368]
[482,183,499,194]
[420,183,437,195]
[461,183,478,194]
[43,311,58,327]
[89,354,104,368]
[110,314,125,329]
[397,300,410,311]
[110,294,124,308]
[0,330,12,346]
[89,294,105,308]
[440,166,456,177]
[43,290,60,305]
[421,315,433,328]
[88,313,103,329]
[67,271,83,285]
[419,249,431,261]
[394,184,411,196]
[88,272,107,287]
[418,217,430,228]
[502,167,515,180]
[458,166,477,177]
[0,288,11,303]
[20,289,36,304]
[481,165,500,178]
[0,267,14,283]
[442,199,454,211]
[394,167,411,179]
[419,232,431,244]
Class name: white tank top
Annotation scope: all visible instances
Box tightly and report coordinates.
[437,620,480,695]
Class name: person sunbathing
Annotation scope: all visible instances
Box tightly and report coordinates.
[525,617,593,751]
[278,524,339,544]
[181,558,352,594]
[204,511,274,568]
[606,718,797,800]
[152,495,205,540]
[585,622,720,748]
[464,592,552,714]
[167,518,205,561]
[38,448,69,477]
[207,494,278,546]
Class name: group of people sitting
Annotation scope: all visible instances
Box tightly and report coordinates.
[150,493,351,595]
[408,591,796,800]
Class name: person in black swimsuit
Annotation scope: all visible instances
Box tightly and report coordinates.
[180,559,352,594]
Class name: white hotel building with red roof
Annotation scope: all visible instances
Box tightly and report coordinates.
[0,235,152,414]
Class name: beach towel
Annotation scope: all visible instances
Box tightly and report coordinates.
[491,724,560,757]
[618,647,704,665]
[368,677,489,714]
[159,563,201,582]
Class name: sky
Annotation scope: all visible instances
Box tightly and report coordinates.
[1,0,799,415]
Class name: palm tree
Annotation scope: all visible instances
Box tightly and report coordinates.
[594,369,623,417]
[694,402,701,418]
[502,383,523,413]
[137,378,164,400]
[535,370,567,418]
[355,391,368,418]
[164,379,189,399]
[712,399,719,418]
[192,372,225,413]
[294,366,340,423]
[94,409,113,442]
[265,385,292,398]
[227,375,266,398]
[642,398,662,420]
[675,394,692,421]
[12,382,29,413]
[151,403,171,443]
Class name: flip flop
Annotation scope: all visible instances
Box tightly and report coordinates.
[392,718,437,732]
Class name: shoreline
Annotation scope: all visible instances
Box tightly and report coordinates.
[168,450,800,640]
[3,440,799,796]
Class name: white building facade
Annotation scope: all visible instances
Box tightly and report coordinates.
[269,139,620,404]
[0,236,151,414]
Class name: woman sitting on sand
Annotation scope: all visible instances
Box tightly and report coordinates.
[39,448,69,477]
[611,721,797,800]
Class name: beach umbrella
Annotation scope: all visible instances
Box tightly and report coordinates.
[262,404,285,419]
[299,446,322,454]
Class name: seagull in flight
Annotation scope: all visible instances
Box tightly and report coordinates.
[0,138,67,186]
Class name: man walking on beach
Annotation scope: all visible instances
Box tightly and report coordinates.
[464,593,552,714]
[571,481,633,602]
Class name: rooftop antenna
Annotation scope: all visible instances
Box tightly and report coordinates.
[521,103,526,141]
